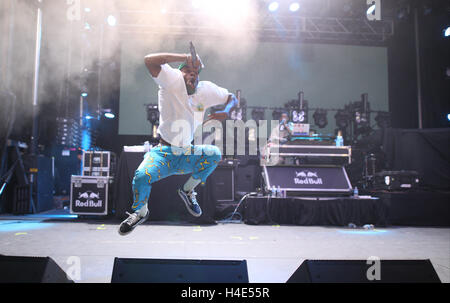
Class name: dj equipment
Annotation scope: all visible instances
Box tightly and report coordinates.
[289,136,336,146]
[262,165,352,196]
[111,258,248,283]
[265,144,352,166]
[371,170,420,191]
[292,123,310,136]
[262,142,353,196]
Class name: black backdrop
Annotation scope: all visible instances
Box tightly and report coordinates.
[383,128,450,189]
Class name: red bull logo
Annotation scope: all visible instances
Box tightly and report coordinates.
[75,190,103,207]
[294,170,323,185]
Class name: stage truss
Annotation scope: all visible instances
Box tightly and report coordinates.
[117,10,394,46]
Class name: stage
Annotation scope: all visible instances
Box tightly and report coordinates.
[0,210,448,283]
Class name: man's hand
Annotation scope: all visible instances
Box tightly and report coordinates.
[185,53,202,70]
[204,112,228,124]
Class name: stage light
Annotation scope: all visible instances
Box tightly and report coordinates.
[396,7,409,20]
[85,115,93,120]
[251,107,266,122]
[335,110,351,129]
[447,113,450,121]
[444,27,450,37]
[289,2,300,12]
[272,108,284,121]
[84,22,91,30]
[313,109,328,129]
[375,111,391,129]
[146,104,159,125]
[160,8,167,14]
[81,92,88,97]
[366,4,376,16]
[107,15,116,27]
[192,0,201,9]
[268,2,279,12]
[102,109,115,119]
[84,7,91,13]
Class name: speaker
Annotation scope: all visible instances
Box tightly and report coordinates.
[210,160,238,203]
[287,259,441,283]
[111,258,249,283]
[0,255,72,283]
[235,163,260,196]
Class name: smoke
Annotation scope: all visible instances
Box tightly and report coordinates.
[1,0,264,139]
[117,0,262,67]
[0,0,124,141]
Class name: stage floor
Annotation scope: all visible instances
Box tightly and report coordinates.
[0,210,449,283]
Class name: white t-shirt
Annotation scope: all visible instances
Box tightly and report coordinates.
[152,64,229,147]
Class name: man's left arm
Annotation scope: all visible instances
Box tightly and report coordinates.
[205,94,239,122]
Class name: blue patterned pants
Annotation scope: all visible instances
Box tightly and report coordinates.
[131,144,222,211]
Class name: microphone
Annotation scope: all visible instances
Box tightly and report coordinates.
[190,41,197,67]
[189,41,204,69]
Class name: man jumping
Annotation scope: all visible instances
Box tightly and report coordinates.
[118,49,238,235]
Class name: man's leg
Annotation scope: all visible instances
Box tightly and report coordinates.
[177,145,222,217]
[118,148,170,235]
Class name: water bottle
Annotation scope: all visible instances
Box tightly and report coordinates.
[353,187,359,198]
[335,130,344,147]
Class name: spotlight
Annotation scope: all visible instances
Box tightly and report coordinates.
[335,109,351,129]
[251,107,265,122]
[447,113,450,122]
[272,108,284,121]
[268,2,279,12]
[375,111,391,129]
[146,104,159,125]
[85,115,94,120]
[397,6,410,20]
[313,109,328,129]
[289,2,300,12]
[103,109,115,119]
[107,15,117,27]
[444,27,450,37]
[81,92,88,97]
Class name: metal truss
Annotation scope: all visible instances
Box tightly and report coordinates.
[117,10,394,46]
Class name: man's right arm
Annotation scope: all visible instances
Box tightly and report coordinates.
[144,53,189,78]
